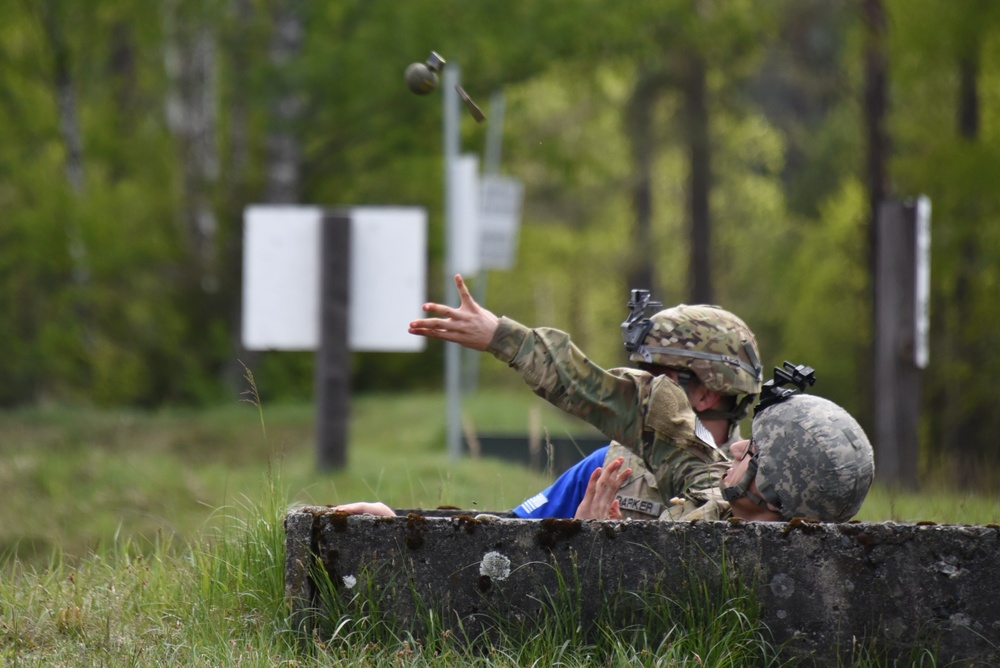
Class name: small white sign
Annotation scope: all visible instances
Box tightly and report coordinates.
[479,175,523,270]
[449,154,481,276]
[914,196,931,369]
[241,206,427,352]
[242,206,322,350]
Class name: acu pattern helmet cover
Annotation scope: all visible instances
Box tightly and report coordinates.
[753,394,875,522]
[627,304,763,398]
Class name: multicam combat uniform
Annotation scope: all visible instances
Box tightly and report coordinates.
[489,316,734,521]
[607,422,742,520]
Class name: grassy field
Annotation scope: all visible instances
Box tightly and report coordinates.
[0,389,588,566]
[1,388,997,666]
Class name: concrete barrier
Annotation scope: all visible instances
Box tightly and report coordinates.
[284,506,1000,666]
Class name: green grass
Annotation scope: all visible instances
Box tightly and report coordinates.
[856,483,1000,525]
[0,389,589,566]
[1,387,998,665]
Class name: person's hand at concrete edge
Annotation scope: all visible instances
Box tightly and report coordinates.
[408,274,499,351]
[333,458,631,520]
[333,502,396,517]
[574,457,632,520]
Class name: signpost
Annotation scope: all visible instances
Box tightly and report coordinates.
[479,175,524,271]
[874,196,930,488]
[242,205,427,469]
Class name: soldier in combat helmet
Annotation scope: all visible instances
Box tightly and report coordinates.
[399,274,875,523]
[511,289,763,521]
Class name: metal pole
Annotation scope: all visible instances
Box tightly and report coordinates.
[315,212,350,470]
[444,64,462,460]
[464,91,506,393]
[874,198,925,489]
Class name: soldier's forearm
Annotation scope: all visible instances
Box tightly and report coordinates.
[487,317,644,448]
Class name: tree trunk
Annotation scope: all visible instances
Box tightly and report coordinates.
[264,0,306,204]
[957,54,979,139]
[163,0,220,293]
[863,0,889,282]
[862,0,888,434]
[949,52,981,486]
[682,51,712,304]
[39,0,89,282]
[39,0,92,388]
[108,19,137,145]
[222,0,259,392]
[227,0,254,191]
[624,66,666,297]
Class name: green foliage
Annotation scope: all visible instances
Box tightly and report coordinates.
[2,0,1000,479]
[776,178,871,415]
[883,0,1000,474]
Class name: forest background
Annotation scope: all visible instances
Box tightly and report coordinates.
[2,0,999,489]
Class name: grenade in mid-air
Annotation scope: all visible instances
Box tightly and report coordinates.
[405,51,445,95]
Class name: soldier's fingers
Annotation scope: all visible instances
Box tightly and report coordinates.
[574,468,602,517]
[409,324,461,342]
[583,467,603,494]
[422,302,454,318]
[408,326,437,338]
[410,327,460,343]
[605,457,625,473]
[616,467,633,486]
[598,457,625,487]
[409,317,449,331]
[454,274,478,312]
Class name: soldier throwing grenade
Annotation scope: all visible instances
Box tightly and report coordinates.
[513,290,763,521]
[405,275,875,523]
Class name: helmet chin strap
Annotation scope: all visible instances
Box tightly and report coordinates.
[694,394,756,438]
[720,453,772,511]
[696,395,753,424]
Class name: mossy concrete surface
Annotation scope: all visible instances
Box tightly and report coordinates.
[285,507,1000,666]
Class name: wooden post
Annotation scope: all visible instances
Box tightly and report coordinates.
[314,212,350,470]
[874,198,928,489]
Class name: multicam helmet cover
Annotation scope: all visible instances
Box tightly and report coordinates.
[621,291,762,398]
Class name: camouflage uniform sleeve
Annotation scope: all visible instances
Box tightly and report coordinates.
[487,317,727,503]
[487,317,646,449]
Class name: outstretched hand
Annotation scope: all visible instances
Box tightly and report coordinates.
[574,457,632,520]
[408,274,500,351]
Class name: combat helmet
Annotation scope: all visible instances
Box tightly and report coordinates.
[723,362,876,522]
[620,289,763,420]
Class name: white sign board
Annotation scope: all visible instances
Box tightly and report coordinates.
[242,206,427,352]
[479,175,523,270]
[914,195,931,369]
[242,206,322,350]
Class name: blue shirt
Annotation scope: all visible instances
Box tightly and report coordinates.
[511,446,610,519]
